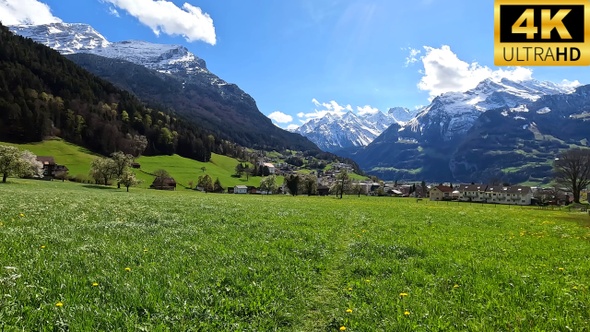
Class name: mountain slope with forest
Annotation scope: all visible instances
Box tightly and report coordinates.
[0,23,231,161]
[11,23,319,153]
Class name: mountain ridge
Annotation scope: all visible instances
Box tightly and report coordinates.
[293,107,416,152]
[11,22,319,152]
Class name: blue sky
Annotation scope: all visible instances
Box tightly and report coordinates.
[0,0,587,129]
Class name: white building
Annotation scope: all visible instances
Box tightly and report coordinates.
[458,184,488,202]
[484,185,532,205]
[234,185,248,194]
[262,163,275,174]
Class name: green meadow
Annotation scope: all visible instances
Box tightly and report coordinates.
[1,140,268,189]
[1,179,589,331]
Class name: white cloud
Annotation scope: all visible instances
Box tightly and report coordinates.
[415,45,534,98]
[560,79,581,90]
[299,99,353,120]
[108,6,120,17]
[103,0,216,45]
[0,0,61,25]
[357,105,379,116]
[403,47,421,67]
[268,111,293,124]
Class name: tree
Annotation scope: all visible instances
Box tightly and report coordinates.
[260,175,277,194]
[153,169,170,179]
[54,169,68,182]
[119,169,140,192]
[110,151,134,188]
[284,174,300,196]
[0,145,42,182]
[200,166,206,173]
[19,150,43,179]
[334,170,350,199]
[235,163,244,177]
[351,181,364,197]
[213,178,224,193]
[197,174,214,192]
[90,157,116,185]
[554,148,590,203]
[301,174,318,196]
[261,166,270,177]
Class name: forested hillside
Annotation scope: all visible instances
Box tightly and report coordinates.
[0,23,234,161]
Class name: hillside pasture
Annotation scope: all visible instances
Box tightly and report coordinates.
[1,180,589,331]
[1,140,270,189]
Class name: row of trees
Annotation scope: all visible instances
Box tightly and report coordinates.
[89,152,139,191]
[194,174,224,193]
[234,163,273,179]
[0,145,43,183]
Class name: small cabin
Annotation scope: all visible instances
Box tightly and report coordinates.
[150,177,176,190]
[234,185,248,194]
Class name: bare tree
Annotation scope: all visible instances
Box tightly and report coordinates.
[554,148,590,204]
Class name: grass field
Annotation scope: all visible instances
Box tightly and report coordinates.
[1,179,589,331]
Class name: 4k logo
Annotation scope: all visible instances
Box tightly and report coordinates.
[495,0,590,66]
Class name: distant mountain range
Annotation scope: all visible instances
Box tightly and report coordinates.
[352,78,588,183]
[11,23,318,152]
[293,107,416,152]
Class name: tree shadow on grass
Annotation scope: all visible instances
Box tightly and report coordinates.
[82,184,119,191]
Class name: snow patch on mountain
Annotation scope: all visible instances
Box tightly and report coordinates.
[11,23,110,53]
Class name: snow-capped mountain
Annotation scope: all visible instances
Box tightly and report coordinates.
[11,23,110,53]
[403,78,575,142]
[11,23,208,74]
[294,110,399,152]
[353,77,582,182]
[387,107,415,124]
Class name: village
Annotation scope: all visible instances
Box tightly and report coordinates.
[225,159,585,207]
[30,152,587,208]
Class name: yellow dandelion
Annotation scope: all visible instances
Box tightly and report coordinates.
[55,301,63,307]
[19,213,25,217]
[365,279,370,282]
[404,310,410,316]
[399,292,409,297]
[340,327,346,331]
[453,284,460,289]
[125,267,131,272]
[346,308,353,313]
[558,267,565,271]
[40,245,46,249]
[572,286,578,290]
[92,282,99,287]
[347,287,353,291]
[143,248,148,253]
